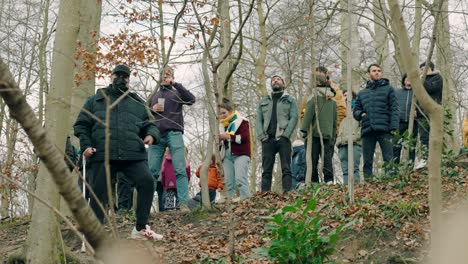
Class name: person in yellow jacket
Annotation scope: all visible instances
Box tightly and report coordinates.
[463,111,468,149]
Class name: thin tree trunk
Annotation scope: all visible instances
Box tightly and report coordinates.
[218,0,232,98]
[435,0,458,152]
[373,0,391,75]
[387,1,443,263]
[345,0,356,204]
[305,0,316,185]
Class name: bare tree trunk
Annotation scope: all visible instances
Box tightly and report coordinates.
[373,0,391,74]
[0,58,109,264]
[218,0,233,98]
[69,0,102,135]
[435,0,458,152]
[2,0,40,219]
[388,1,443,263]
[345,0,356,204]
[305,0,316,185]
[25,0,82,262]
[401,0,422,165]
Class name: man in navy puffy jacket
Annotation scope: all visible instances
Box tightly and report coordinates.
[353,63,399,179]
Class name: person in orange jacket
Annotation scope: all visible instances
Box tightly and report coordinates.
[192,155,223,205]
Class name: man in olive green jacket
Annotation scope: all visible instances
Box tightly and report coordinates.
[256,75,298,192]
[300,74,337,183]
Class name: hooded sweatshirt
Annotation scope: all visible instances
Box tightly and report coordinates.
[300,85,337,139]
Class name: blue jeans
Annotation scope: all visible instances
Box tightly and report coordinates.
[223,148,251,199]
[338,144,362,184]
[362,132,394,179]
[148,130,189,204]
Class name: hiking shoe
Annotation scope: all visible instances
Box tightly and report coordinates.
[179,203,190,213]
[130,225,163,240]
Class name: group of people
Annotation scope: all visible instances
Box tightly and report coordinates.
[287,62,443,187]
[71,60,443,240]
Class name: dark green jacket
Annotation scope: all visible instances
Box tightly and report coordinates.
[300,87,337,140]
[74,85,160,163]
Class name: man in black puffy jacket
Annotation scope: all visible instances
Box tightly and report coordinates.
[393,74,418,164]
[74,65,163,240]
[353,63,399,179]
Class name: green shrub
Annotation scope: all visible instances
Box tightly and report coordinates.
[261,186,352,264]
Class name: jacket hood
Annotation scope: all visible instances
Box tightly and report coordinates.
[366,78,390,89]
[401,73,407,87]
[426,70,441,76]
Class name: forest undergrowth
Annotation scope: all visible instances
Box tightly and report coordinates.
[2,166,468,264]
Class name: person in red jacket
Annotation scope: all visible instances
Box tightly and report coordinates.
[219,98,251,199]
[158,148,191,211]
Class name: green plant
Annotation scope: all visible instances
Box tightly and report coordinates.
[259,186,353,264]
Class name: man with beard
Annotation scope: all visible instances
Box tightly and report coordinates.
[74,65,163,240]
[256,75,298,192]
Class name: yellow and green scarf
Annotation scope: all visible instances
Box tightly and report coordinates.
[220,111,239,135]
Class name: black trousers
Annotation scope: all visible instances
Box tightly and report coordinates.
[261,137,292,192]
[89,160,154,227]
[311,137,334,183]
[418,117,430,158]
[393,121,418,164]
[362,132,394,178]
[117,172,134,210]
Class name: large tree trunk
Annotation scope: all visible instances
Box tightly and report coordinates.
[69,0,102,135]
[25,0,82,262]
[388,1,443,263]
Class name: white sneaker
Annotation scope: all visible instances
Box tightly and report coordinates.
[130,225,163,240]
[413,159,427,171]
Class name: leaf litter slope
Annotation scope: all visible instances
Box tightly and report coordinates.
[2,168,468,263]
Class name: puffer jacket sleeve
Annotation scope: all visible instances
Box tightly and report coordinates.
[353,93,364,121]
[388,87,400,131]
[73,97,94,152]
